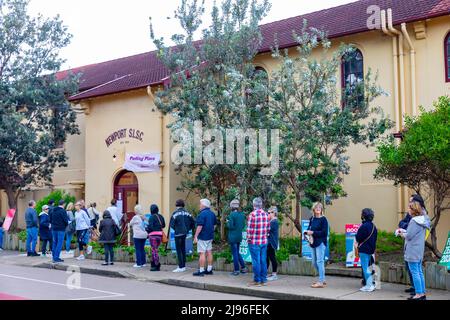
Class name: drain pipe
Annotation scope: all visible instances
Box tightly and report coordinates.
[401,23,417,116]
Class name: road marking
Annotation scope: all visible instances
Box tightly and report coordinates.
[0,273,125,299]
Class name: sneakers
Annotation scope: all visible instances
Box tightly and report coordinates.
[204,270,213,275]
[52,258,64,263]
[360,285,376,292]
[86,246,93,255]
[193,270,205,277]
[133,264,143,268]
[76,255,85,261]
[102,262,109,266]
[172,267,186,273]
[267,275,278,281]
[408,295,426,300]
[240,267,249,274]
[230,271,240,276]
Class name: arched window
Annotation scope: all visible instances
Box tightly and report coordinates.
[341,49,364,108]
[248,66,269,104]
[445,32,450,82]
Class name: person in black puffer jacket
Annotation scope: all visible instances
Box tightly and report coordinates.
[99,210,119,266]
[355,208,378,292]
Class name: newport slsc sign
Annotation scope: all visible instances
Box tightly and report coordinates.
[105,128,144,147]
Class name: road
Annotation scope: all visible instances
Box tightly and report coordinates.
[0,264,264,300]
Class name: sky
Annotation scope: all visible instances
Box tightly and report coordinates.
[28,0,355,70]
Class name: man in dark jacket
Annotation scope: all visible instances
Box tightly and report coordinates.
[355,208,378,292]
[25,200,40,257]
[170,199,196,273]
[99,210,119,266]
[50,199,69,263]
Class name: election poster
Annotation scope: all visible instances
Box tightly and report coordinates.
[346,223,362,267]
[301,219,330,261]
[2,209,16,232]
[169,228,194,255]
[438,232,450,270]
[239,228,252,263]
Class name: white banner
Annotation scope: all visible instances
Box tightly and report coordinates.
[123,153,160,172]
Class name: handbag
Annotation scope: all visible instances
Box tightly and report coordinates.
[155,214,168,244]
[355,224,375,259]
[304,217,314,246]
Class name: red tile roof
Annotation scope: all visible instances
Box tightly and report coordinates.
[67,0,450,102]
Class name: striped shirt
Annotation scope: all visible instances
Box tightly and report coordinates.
[247,209,270,245]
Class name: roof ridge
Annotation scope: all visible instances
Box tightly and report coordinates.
[70,74,133,99]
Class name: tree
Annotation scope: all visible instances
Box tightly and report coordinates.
[267,23,394,234]
[375,96,450,258]
[0,0,79,228]
[151,0,272,240]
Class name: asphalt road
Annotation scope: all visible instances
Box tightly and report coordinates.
[0,264,264,300]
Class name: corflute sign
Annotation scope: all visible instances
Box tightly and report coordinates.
[105,128,144,147]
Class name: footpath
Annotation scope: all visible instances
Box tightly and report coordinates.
[0,250,449,300]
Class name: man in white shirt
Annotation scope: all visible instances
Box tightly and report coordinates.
[107,199,123,227]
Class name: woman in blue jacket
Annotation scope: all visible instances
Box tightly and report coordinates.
[39,205,52,256]
[355,208,378,292]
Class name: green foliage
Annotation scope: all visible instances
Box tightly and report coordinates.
[275,237,300,262]
[213,246,233,263]
[18,230,27,241]
[35,190,76,214]
[376,230,403,253]
[329,231,346,262]
[0,0,79,213]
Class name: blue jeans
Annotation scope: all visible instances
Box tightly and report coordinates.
[249,244,267,283]
[134,238,147,266]
[52,230,65,261]
[408,261,426,295]
[65,231,74,251]
[0,228,4,249]
[405,261,415,290]
[360,253,373,287]
[311,242,326,283]
[230,242,245,272]
[26,227,38,253]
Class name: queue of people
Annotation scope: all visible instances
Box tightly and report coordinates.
[21,193,432,299]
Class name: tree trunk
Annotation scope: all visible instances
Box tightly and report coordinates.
[426,227,442,259]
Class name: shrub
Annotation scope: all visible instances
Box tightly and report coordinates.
[35,190,76,213]
[18,230,27,242]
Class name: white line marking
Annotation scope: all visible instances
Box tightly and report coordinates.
[0,273,125,298]
[71,294,124,300]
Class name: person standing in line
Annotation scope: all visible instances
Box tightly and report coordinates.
[226,199,248,276]
[246,197,270,287]
[87,202,100,228]
[107,199,123,227]
[75,202,91,261]
[399,201,431,300]
[193,199,217,277]
[146,204,166,272]
[131,205,148,268]
[25,200,40,257]
[79,200,93,254]
[170,199,196,273]
[98,210,119,266]
[305,202,329,288]
[267,206,279,281]
[50,200,69,263]
[355,208,378,292]
[39,205,52,256]
[65,203,76,253]
[0,217,4,252]
[47,199,55,221]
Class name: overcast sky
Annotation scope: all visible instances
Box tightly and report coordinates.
[28,0,355,70]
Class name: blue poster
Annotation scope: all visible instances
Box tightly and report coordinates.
[301,219,330,261]
[169,228,194,255]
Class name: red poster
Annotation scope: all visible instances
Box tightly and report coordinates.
[2,209,16,232]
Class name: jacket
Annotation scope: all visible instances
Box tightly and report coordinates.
[65,211,75,233]
[75,210,91,231]
[25,207,38,228]
[99,212,119,244]
[404,215,431,263]
[355,221,378,255]
[308,216,329,248]
[398,213,412,230]
[130,215,148,239]
[146,214,166,234]
[227,211,246,244]
[49,206,69,231]
[170,208,195,237]
[268,218,279,250]
[38,212,51,240]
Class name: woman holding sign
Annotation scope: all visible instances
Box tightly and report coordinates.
[304,202,329,288]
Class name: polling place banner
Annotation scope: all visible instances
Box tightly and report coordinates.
[301,219,330,261]
[2,209,16,232]
[346,223,361,267]
[438,232,450,270]
[123,153,160,173]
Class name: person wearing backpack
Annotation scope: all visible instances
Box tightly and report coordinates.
[65,203,76,253]
[355,208,378,292]
[99,210,120,266]
[146,204,166,272]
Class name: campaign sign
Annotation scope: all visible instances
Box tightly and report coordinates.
[2,209,16,232]
[346,223,362,267]
[301,219,330,261]
[438,232,450,270]
[239,228,252,263]
[169,228,194,255]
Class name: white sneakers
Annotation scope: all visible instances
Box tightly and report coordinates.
[360,285,375,292]
[173,267,186,273]
[267,275,278,281]
[133,264,143,268]
[76,255,86,261]
[86,246,93,255]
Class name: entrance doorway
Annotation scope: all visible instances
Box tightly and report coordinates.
[114,170,139,224]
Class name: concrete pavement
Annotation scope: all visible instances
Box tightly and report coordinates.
[1,250,449,300]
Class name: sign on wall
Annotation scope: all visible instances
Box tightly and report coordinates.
[105,128,144,147]
[346,223,362,267]
[123,153,160,173]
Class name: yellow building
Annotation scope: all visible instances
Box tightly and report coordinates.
[1,0,449,248]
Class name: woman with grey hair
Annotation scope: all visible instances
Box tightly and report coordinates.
[267,206,279,281]
[226,199,248,275]
[130,204,148,268]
